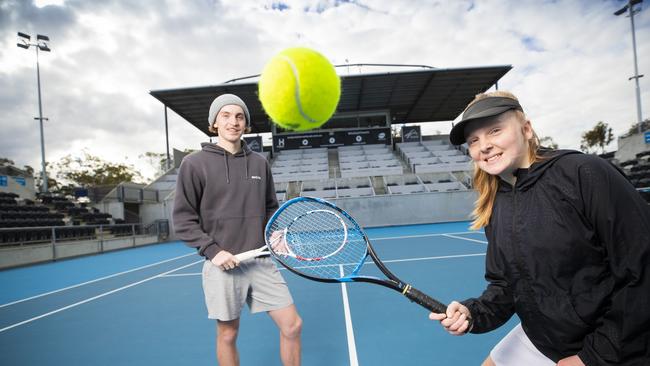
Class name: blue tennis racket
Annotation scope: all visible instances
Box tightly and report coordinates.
[264,196,454,315]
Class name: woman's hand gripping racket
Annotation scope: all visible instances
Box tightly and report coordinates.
[262,196,468,322]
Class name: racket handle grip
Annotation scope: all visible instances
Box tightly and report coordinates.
[235,252,256,262]
[404,285,475,331]
[402,285,448,314]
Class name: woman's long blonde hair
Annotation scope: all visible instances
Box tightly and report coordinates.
[468,91,543,230]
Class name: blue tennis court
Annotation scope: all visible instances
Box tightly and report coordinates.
[0,222,519,365]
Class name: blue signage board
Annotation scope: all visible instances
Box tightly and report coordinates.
[645,131,650,144]
[0,176,6,187]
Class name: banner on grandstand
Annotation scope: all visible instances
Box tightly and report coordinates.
[645,131,649,144]
[0,176,6,187]
[13,177,25,186]
[244,136,263,152]
[345,128,391,145]
[401,125,421,143]
[273,128,391,151]
[321,131,346,148]
[273,133,322,150]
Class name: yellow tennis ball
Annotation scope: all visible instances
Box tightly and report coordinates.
[258,47,341,131]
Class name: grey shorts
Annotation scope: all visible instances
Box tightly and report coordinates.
[201,256,294,321]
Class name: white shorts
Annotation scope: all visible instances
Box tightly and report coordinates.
[201,256,294,321]
[490,323,555,366]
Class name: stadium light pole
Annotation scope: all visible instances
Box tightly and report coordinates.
[17,32,51,193]
[614,0,644,134]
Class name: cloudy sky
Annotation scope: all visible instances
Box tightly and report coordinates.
[1,0,648,181]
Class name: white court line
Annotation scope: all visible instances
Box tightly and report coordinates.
[371,231,484,241]
[339,265,359,366]
[163,253,487,277]
[382,253,485,264]
[0,259,203,333]
[162,273,200,277]
[0,252,195,309]
[441,234,488,244]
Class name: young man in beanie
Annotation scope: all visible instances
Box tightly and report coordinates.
[173,94,302,366]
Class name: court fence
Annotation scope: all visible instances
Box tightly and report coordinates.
[0,220,170,269]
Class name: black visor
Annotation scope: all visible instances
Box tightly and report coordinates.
[449,96,523,145]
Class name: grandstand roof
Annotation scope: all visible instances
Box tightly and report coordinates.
[149,65,512,135]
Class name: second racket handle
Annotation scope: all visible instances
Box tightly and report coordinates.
[402,285,447,313]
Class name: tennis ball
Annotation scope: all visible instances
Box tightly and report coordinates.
[258,47,341,131]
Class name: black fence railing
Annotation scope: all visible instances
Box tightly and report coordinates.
[0,220,169,248]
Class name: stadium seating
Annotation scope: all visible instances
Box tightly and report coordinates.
[335,177,375,198]
[384,174,428,195]
[617,150,650,203]
[300,179,338,199]
[396,141,471,173]
[0,193,117,245]
[268,141,473,200]
[299,177,374,199]
[272,148,329,182]
[418,172,469,192]
[338,144,402,178]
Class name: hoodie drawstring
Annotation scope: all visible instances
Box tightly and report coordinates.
[244,148,249,182]
[223,153,230,184]
[222,146,249,184]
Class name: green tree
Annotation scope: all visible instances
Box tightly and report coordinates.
[139,152,171,179]
[53,151,143,187]
[34,162,61,193]
[580,121,614,154]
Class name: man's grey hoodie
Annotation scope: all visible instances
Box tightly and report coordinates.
[172,141,278,260]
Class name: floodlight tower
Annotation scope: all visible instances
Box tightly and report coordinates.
[17,32,51,193]
[614,0,644,134]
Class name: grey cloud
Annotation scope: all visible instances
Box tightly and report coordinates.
[0,0,77,42]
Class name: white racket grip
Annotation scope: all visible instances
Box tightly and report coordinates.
[235,246,267,262]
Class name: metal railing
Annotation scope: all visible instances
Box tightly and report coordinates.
[0,220,169,252]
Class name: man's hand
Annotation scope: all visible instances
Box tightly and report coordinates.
[211,250,240,271]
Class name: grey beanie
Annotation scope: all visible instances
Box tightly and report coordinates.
[208,94,251,127]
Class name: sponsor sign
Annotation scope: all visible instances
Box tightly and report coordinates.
[402,125,421,142]
[273,128,391,151]
[244,136,263,152]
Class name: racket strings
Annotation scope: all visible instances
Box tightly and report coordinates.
[267,200,367,279]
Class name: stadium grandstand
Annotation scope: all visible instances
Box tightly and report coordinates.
[2,65,648,270]
[603,119,650,203]
[148,65,513,235]
[148,64,649,233]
